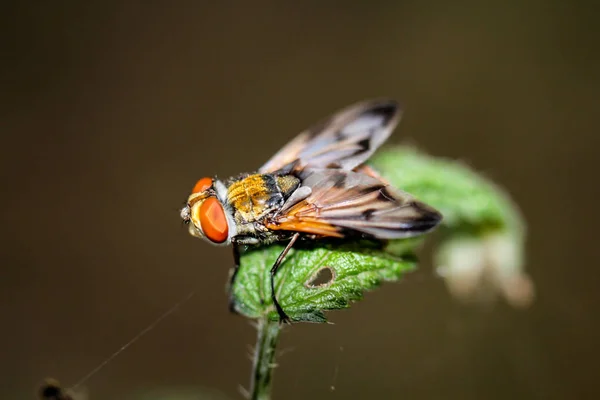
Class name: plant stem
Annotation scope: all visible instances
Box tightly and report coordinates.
[250,317,281,400]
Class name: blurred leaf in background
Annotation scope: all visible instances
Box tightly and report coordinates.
[371,146,534,308]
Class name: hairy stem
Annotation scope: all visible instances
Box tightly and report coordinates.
[250,317,281,400]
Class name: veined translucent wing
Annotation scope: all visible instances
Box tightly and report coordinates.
[265,169,442,239]
[259,99,401,174]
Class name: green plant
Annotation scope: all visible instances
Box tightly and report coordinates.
[230,145,532,400]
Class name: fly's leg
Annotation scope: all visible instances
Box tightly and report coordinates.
[227,243,242,314]
[270,233,300,323]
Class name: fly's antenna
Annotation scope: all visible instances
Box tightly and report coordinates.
[179,201,191,225]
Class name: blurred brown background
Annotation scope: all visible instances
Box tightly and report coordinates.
[2,1,599,399]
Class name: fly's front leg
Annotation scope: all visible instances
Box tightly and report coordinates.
[270,233,300,324]
[227,241,242,314]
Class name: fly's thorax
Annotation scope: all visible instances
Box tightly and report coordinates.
[225,173,300,223]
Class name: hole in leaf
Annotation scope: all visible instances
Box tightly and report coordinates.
[305,266,336,288]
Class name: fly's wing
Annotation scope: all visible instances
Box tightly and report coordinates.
[265,169,442,239]
[354,164,391,185]
[259,99,401,174]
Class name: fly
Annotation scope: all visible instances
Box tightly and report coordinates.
[180,99,443,322]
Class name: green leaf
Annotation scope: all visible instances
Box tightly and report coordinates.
[231,241,417,323]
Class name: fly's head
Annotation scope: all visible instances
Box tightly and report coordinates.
[181,177,236,246]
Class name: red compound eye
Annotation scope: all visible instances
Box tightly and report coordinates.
[199,197,229,243]
[192,177,213,193]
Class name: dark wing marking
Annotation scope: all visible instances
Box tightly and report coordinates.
[259,99,401,174]
[266,169,442,239]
